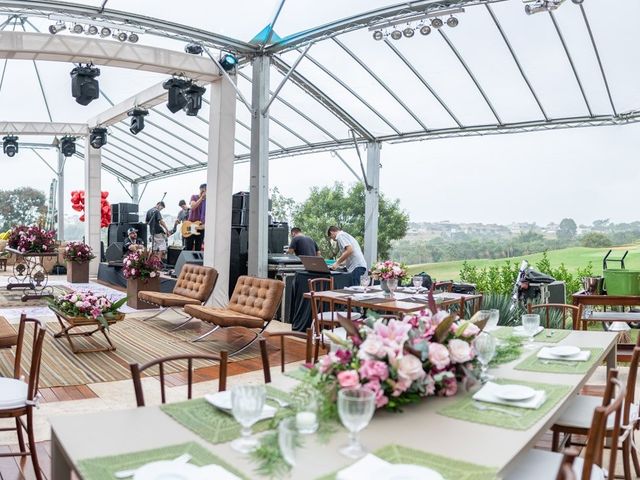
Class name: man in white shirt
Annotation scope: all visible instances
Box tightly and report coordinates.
[327,225,367,286]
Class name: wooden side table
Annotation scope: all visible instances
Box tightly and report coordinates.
[5,247,58,301]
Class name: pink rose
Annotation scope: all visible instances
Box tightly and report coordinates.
[358,334,385,359]
[318,355,333,374]
[359,359,389,381]
[363,380,388,408]
[337,370,360,389]
[428,343,450,370]
[460,322,480,338]
[335,349,352,364]
[449,339,472,363]
[397,353,426,382]
[442,375,458,396]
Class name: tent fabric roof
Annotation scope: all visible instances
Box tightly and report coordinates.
[0,0,638,184]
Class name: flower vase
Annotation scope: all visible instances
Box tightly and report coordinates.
[380,278,398,296]
[66,260,89,283]
[126,276,160,310]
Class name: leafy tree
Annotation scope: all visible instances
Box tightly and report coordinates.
[293,182,408,260]
[580,232,612,248]
[269,187,298,226]
[557,218,577,242]
[0,187,47,231]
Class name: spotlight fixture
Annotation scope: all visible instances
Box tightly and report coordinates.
[59,136,76,157]
[128,33,139,43]
[219,53,238,72]
[447,16,459,27]
[372,30,383,41]
[184,42,204,55]
[89,127,107,149]
[163,78,190,113]
[114,31,127,42]
[390,30,402,40]
[431,18,444,28]
[403,27,415,38]
[48,21,66,34]
[70,64,100,106]
[128,108,148,135]
[2,136,18,157]
[572,0,583,3]
[524,0,565,15]
[419,25,432,35]
[86,25,98,35]
[71,23,84,34]
[99,26,111,37]
[182,83,206,116]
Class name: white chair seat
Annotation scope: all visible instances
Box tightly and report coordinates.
[554,395,615,430]
[0,377,28,410]
[316,311,362,321]
[503,448,604,480]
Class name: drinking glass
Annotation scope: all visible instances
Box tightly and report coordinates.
[230,384,266,453]
[278,417,298,467]
[473,332,496,383]
[412,275,423,290]
[337,388,376,459]
[486,309,500,331]
[522,313,541,349]
[359,273,371,292]
[386,278,398,297]
[295,394,319,434]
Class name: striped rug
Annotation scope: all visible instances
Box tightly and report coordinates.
[0,317,267,387]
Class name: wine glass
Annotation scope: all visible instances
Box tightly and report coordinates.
[486,309,500,331]
[412,275,423,291]
[386,278,398,297]
[473,332,496,383]
[230,384,266,453]
[337,388,376,459]
[359,273,371,292]
[278,417,298,467]
[522,313,541,349]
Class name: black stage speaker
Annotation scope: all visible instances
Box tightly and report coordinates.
[174,250,204,278]
[232,191,250,210]
[111,203,120,223]
[232,208,249,227]
[167,246,183,267]
[108,222,147,246]
[268,223,289,254]
[112,203,138,224]
[105,242,124,262]
[230,226,248,293]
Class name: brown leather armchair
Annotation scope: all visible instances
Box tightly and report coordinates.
[138,265,218,330]
[184,275,284,355]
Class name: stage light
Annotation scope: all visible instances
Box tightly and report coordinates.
[86,25,98,35]
[49,22,66,34]
[219,53,238,72]
[71,23,84,34]
[184,42,204,55]
[372,30,383,41]
[447,16,459,27]
[128,108,148,135]
[128,33,139,43]
[419,25,431,35]
[183,83,206,116]
[162,78,189,113]
[70,64,100,106]
[60,136,76,157]
[100,26,111,37]
[572,0,584,3]
[89,127,107,149]
[403,27,415,38]
[390,30,402,40]
[114,31,127,42]
[431,18,443,28]
[2,136,18,157]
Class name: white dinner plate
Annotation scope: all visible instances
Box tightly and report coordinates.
[133,461,203,480]
[494,384,537,402]
[547,346,581,357]
[379,464,444,480]
[204,391,277,421]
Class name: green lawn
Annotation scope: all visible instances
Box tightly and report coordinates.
[407,244,640,282]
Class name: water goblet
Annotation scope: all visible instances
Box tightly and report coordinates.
[278,417,298,467]
[386,278,398,297]
[412,275,423,290]
[359,273,371,292]
[337,388,376,459]
[522,313,541,349]
[486,309,500,331]
[230,384,266,454]
[473,332,497,383]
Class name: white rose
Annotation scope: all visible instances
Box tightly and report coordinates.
[397,353,426,382]
[150,271,157,277]
[358,334,385,359]
[449,339,472,363]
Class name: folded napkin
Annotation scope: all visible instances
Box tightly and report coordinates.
[352,293,382,301]
[199,464,242,479]
[472,382,547,409]
[513,325,544,337]
[337,454,391,480]
[344,286,366,292]
[537,347,591,362]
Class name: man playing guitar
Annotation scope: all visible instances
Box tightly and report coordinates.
[185,183,206,251]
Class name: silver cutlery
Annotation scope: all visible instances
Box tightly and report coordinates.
[114,453,192,479]
[266,395,290,408]
[472,402,523,417]
[541,359,577,366]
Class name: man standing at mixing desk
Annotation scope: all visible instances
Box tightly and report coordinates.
[186,183,206,251]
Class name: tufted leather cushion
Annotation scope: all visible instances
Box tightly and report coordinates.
[184,304,265,329]
[228,276,284,320]
[138,291,202,307]
[173,265,218,303]
[0,316,17,349]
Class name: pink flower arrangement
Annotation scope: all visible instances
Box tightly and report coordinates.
[370,260,407,281]
[7,225,56,254]
[63,241,96,264]
[311,293,480,411]
[122,249,163,280]
[48,289,127,328]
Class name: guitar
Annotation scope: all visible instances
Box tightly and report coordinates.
[181,221,204,237]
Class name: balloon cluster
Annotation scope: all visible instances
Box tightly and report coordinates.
[70,190,111,228]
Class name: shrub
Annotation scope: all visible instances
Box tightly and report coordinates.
[580,232,612,248]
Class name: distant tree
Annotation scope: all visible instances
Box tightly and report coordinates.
[517,230,544,243]
[269,187,298,226]
[0,187,47,231]
[293,182,409,260]
[580,232,612,248]
[557,218,577,242]
[592,219,611,232]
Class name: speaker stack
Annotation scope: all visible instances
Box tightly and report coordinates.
[106,203,144,262]
[232,191,250,227]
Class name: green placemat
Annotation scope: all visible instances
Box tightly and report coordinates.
[160,386,288,444]
[493,327,571,343]
[77,441,249,480]
[438,379,572,430]
[317,444,497,480]
[514,347,604,374]
[284,366,309,381]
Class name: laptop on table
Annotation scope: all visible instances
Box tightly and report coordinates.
[299,256,344,275]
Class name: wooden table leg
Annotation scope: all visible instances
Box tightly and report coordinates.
[607,344,617,372]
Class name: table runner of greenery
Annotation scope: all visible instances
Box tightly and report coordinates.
[514,347,604,374]
[493,326,571,344]
[438,379,571,430]
[159,386,289,444]
[76,441,248,480]
[317,444,498,480]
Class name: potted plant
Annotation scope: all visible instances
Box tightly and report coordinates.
[7,225,56,254]
[122,249,163,309]
[63,241,95,283]
[48,289,127,329]
[370,260,408,293]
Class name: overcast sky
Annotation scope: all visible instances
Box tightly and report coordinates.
[1,0,638,227]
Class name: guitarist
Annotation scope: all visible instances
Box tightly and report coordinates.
[185,183,206,251]
[171,200,190,243]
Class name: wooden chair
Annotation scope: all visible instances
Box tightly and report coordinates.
[0,315,46,480]
[551,346,640,479]
[184,276,284,355]
[504,370,625,480]
[129,352,229,406]
[557,448,580,480]
[434,280,454,293]
[259,329,313,383]
[527,303,579,330]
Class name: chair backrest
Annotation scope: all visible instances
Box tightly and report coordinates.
[260,329,314,380]
[622,346,640,427]
[129,352,228,407]
[228,276,284,321]
[173,264,218,303]
[14,314,47,403]
[308,277,334,292]
[528,303,578,329]
[434,281,453,293]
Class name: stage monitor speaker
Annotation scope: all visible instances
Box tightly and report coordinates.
[268,224,289,254]
[105,242,124,262]
[167,246,183,267]
[174,250,204,278]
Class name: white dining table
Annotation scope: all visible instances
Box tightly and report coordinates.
[49,329,618,480]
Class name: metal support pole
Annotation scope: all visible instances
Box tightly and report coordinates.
[57,149,65,241]
[363,142,381,269]
[248,56,270,278]
[131,182,139,204]
[83,138,102,276]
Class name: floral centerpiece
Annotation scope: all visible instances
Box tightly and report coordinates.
[7,225,56,254]
[63,241,95,264]
[48,290,127,329]
[122,249,163,280]
[370,260,407,292]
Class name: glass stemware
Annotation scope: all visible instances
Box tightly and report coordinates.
[412,275,423,290]
[386,278,398,297]
[337,388,376,459]
[230,384,265,453]
[359,273,371,292]
[486,309,500,331]
[278,417,298,467]
[522,313,541,349]
[473,332,497,383]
